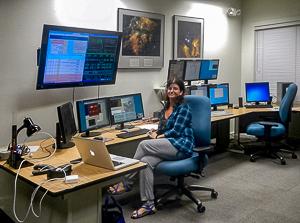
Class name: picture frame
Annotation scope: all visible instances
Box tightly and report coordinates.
[117,8,165,69]
[173,15,204,60]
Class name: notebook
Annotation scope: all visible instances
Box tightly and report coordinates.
[72,137,139,170]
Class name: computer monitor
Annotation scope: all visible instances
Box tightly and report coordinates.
[188,85,208,97]
[245,82,270,104]
[209,83,229,111]
[57,102,77,149]
[108,93,144,130]
[199,59,219,80]
[184,60,201,81]
[76,97,110,137]
[36,24,122,89]
[167,60,185,81]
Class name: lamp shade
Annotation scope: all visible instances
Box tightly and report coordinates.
[22,117,41,137]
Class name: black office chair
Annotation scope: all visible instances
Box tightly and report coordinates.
[245,83,298,165]
[155,95,217,213]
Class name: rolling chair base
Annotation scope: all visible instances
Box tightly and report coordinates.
[249,142,297,165]
[155,177,218,213]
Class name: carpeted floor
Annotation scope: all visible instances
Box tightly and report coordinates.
[112,146,300,223]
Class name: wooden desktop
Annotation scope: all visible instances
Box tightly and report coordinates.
[0,136,147,223]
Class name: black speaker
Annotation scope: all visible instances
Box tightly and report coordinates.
[238,97,243,108]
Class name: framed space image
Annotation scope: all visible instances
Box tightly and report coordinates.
[173,15,204,60]
[117,8,165,68]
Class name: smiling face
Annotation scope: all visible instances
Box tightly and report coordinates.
[167,83,183,101]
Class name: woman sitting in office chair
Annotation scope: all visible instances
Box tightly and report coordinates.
[108,78,194,219]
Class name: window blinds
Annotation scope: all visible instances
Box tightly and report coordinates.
[255,26,300,102]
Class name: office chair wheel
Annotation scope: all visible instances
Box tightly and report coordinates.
[211,191,218,199]
[280,159,286,165]
[292,153,297,159]
[197,204,206,213]
[250,156,256,162]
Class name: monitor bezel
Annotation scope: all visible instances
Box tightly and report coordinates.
[76,97,111,133]
[199,59,219,81]
[108,93,145,126]
[245,82,270,103]
[208,83,230,106]
[37,24,122,90]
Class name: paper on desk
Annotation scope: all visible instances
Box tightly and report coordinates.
[28,146,40,153]
[139,124,158,130]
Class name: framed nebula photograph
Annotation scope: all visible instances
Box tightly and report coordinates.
[117,8,165,68]
[173,15,204,60]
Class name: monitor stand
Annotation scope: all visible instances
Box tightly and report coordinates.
[212,105,224,111]
[55,122,75,149]
[80,130,101,137]
[115,123,134,130]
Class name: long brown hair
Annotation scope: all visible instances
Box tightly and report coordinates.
[165,78,185,108]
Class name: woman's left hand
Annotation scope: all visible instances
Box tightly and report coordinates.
[148,130,158,139]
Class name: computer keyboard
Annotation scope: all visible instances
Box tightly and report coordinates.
[116,128,149,139]
[211,110,233,117]
[244,104,273,108]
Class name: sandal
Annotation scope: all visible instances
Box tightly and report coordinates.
[107,181,131,195]
[131,203,157,219]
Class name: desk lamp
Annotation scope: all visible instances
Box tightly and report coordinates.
[8,117,41,168]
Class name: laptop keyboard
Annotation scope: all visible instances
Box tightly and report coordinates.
[116,128,149,139]
[112,160,124,166]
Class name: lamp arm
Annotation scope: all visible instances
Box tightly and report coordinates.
[16,125,25,135]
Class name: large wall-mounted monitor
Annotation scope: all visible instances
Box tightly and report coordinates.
[108,93,144,129]
[209,83,229,111]
[245,82,270,103]
[37,24,122,89]
[76,97,110,137]
[199,59,219,80]
[167,60,185,81]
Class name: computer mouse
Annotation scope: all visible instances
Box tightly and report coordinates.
[94,136,103,141]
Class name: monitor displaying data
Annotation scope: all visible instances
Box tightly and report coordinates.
[209,83,229,109]
[184,60,201,81]
[108,93,144,129]
[167,60,185,81]
[37,24,122,89]
[199,59,219,80]
[189,85,208,97]
[245,82,270,103]
[76,98,110,137]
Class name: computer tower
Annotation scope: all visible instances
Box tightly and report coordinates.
[277,82,293,103]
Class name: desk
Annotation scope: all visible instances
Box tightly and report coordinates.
[0,140,146,223]
[211,107,300,150]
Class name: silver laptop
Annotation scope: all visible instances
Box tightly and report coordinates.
[73,137,139,170]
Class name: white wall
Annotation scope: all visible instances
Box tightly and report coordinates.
[241,0,300,97]
[0,0,242,145]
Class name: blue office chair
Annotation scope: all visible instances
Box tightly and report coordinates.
[155,95,218,213]
[246,83,298,165]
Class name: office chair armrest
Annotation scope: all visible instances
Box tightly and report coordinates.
[257,121,279,127]
[193,145,214,153]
